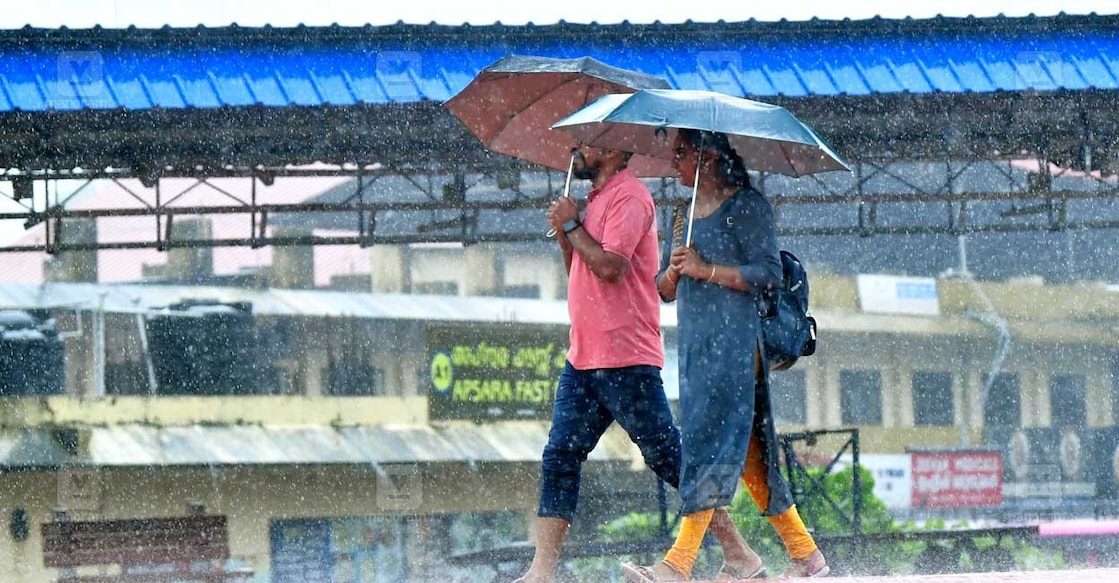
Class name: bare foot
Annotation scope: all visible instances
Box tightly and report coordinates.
[710,508,764,579]
[782,549,830,578]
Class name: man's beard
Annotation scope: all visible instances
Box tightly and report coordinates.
[571,152,598,180]
[572,166,598,180]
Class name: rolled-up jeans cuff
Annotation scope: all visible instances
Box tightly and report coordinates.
[537,497,576,522]
[536,508,574,521]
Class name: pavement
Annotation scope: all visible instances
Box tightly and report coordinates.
[691,569,1119,583]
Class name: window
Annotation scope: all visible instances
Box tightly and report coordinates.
[913,372,954,426]
[105,362,149,396]
[270,516,407,583]
[1050,373,1086,430]
[500,284,541,299]
[840,370,882,425]
[328,274,372,292]
[328,362,386,396]
[447,511,524,555]
[262,366,296,396]
[769,370,807,425]
[270,512,524,583]
[983,373,1020,429]
[412,281,458,295]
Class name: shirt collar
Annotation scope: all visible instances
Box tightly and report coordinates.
[587,168,634,204]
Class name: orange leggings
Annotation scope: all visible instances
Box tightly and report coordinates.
[664,440,819,575]
[664,351,818,576]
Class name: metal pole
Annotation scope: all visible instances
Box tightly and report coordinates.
[135,313,158,395]
[852,429,862,535]
[93,292,107,398]
[957,235,969,275]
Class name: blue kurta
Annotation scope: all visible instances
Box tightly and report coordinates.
[660,188,793,516]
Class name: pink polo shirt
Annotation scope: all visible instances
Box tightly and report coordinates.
[566,169,664,370]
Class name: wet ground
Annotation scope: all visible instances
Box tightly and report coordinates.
[690,568,1119,582]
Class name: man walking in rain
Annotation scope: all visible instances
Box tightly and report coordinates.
[514,145,757,583]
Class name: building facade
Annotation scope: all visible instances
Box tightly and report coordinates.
[2,240,1117,580]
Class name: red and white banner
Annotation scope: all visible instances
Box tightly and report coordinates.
[911,450,1003,508]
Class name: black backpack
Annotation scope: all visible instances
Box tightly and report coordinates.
[758,249,817,371]
[670,201,817,371]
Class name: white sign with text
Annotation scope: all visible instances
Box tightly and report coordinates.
[836,453,914,510]
[857,274,940,316]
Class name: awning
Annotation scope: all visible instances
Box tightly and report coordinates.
[0,422,638,469]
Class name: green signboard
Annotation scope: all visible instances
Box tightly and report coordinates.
[426,323,569,422]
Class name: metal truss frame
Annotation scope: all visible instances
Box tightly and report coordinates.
[0,154,1114,254]
[1,89,1117,253]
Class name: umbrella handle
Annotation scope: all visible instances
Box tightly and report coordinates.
[546,154,576,238]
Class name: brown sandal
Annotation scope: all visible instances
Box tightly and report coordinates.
[782,549,830,578]
[716,562,767,580]
[621,560,688,582]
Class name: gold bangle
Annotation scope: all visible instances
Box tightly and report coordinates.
[666,270,677,284]
[707,264,717,281]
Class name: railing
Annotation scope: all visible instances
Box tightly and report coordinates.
[779,427,862,535]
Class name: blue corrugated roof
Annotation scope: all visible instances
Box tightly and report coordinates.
[2,17,1117,112]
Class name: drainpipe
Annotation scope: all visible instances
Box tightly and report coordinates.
[962,276,1013,446]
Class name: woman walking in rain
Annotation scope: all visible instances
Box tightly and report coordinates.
[622,128,829,581]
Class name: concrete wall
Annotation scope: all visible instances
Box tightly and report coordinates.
[375,243,565,299]
[268,226,315,289]
[42,217,98,283]
[163,217,214,282]
[370,244,406,293]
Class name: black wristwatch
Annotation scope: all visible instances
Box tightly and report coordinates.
[562,219,582,234]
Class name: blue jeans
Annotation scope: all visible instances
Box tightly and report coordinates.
[538,361,681,521]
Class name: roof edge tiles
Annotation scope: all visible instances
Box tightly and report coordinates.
[1,15,1117,51]
[2,14,1117,114]
[2,12,1118,38]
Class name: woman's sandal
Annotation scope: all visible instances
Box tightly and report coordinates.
[621,560,688,582]
[715,562,767,580]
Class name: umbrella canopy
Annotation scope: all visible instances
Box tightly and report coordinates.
[551,89,850,177]
[444,55,675,177]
